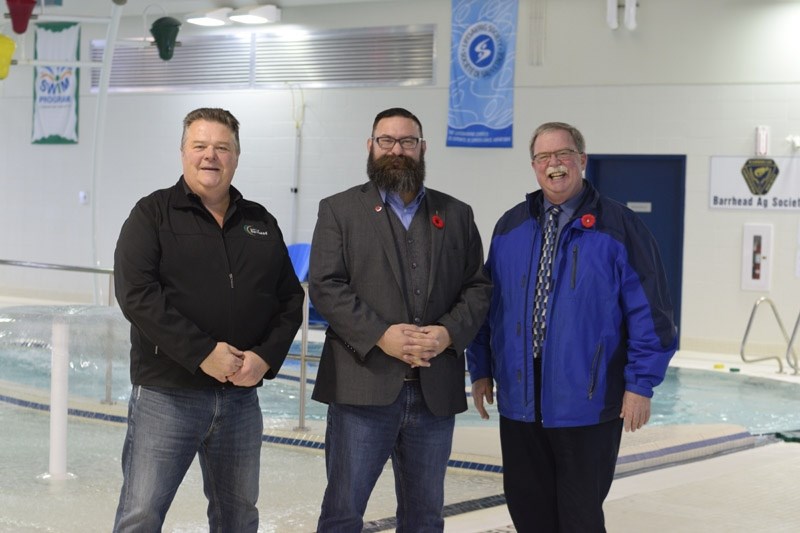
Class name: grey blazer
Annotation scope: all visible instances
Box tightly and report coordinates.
[309,182,492,416]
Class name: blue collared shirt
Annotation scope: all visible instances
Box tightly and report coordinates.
[543,182,587,249]
[380,187,426,230]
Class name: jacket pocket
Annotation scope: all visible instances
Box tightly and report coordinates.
[571,245,578,289]
[587,343,602,399]
[325,327,359,357]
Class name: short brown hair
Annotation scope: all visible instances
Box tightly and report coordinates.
[181,108,241,154]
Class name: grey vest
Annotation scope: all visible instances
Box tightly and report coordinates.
[386,202,432,378]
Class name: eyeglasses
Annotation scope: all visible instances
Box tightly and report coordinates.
[372,136,423,150]
[532,148,581,165]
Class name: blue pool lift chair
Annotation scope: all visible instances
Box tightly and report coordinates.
[287,243,311,282]
[286,243,327,327]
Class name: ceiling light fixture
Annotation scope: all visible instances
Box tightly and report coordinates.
[228,5,281,25]
[186,7,232,27]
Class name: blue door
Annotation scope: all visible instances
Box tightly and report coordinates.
[585,155,685,342]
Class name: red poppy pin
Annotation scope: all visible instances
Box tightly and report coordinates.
[581,213,596,228]
[431,214,444,229]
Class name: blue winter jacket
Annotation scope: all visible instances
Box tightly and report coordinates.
[467,181,677,427]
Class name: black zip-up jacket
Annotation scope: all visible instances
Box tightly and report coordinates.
[114,177,304,388]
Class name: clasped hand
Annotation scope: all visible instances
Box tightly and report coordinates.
[377,323,451,367]
[199,341,270,387]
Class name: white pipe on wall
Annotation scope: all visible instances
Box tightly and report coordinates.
[606,0,619,29]
[624,0,637,30]
[12,60,103,68]
[90,1,125,304]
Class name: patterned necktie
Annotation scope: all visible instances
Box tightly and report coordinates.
[532,205,561,358]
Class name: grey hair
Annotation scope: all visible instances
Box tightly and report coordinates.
[529,122,585,160]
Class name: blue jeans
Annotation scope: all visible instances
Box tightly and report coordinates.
[317,381,456,533]
[113,385,263,533]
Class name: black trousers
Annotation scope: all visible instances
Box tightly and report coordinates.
[499,415,624,533]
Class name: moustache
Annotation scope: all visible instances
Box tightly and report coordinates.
[546,165,569,177]
[373,154,415,170]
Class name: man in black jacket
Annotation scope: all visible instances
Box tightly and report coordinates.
[112,107,304,532]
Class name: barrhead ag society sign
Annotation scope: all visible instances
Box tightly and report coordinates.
[709,156,800,211]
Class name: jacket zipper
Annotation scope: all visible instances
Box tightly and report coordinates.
[219,224,236,339]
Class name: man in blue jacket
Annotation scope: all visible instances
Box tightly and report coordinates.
[467,122,677,532]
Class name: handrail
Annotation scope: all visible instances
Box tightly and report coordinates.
[0,259,114,307]
[739,297,791,374]
[0,259,113,275]
[1,258,117,403]
[785,309,800,375]
[0,257,316,426]
[295,283,311,432]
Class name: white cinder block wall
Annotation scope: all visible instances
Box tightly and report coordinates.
[1,0,799,356]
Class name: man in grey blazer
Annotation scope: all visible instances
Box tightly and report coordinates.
[309,107,492,532]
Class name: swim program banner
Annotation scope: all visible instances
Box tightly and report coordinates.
[32,22,80,144]
[447,0,517,148]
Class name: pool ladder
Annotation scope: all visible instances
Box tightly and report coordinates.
[740,297,800,374]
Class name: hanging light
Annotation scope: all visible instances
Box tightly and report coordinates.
[5,0,37,34]
[150,16,181,61]
[185,7,232,27]
[228,5,281,24]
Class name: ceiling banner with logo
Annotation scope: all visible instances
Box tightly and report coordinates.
[709,157,800,211]
[447,0,517,148]
[32,22,80,144]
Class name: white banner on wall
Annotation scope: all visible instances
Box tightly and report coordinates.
[709,156,800,211]
[32,22,80,144]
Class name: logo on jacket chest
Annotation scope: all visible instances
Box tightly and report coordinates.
[243,224,269,237]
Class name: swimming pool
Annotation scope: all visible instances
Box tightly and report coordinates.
[0,401,504,533]
[2,305,800,434]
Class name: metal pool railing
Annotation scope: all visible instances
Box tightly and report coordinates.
[740,296,800,374]
[0,258,317,477]
[1,259,118,404]
[0,259,115,305]
[0,259,115,480]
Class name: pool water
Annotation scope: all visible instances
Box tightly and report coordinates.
[2,305,800,434]
[652,366,800,434]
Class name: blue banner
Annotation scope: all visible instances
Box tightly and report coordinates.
[447,0,517,148]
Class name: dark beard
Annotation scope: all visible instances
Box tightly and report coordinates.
[366,150,426,195]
